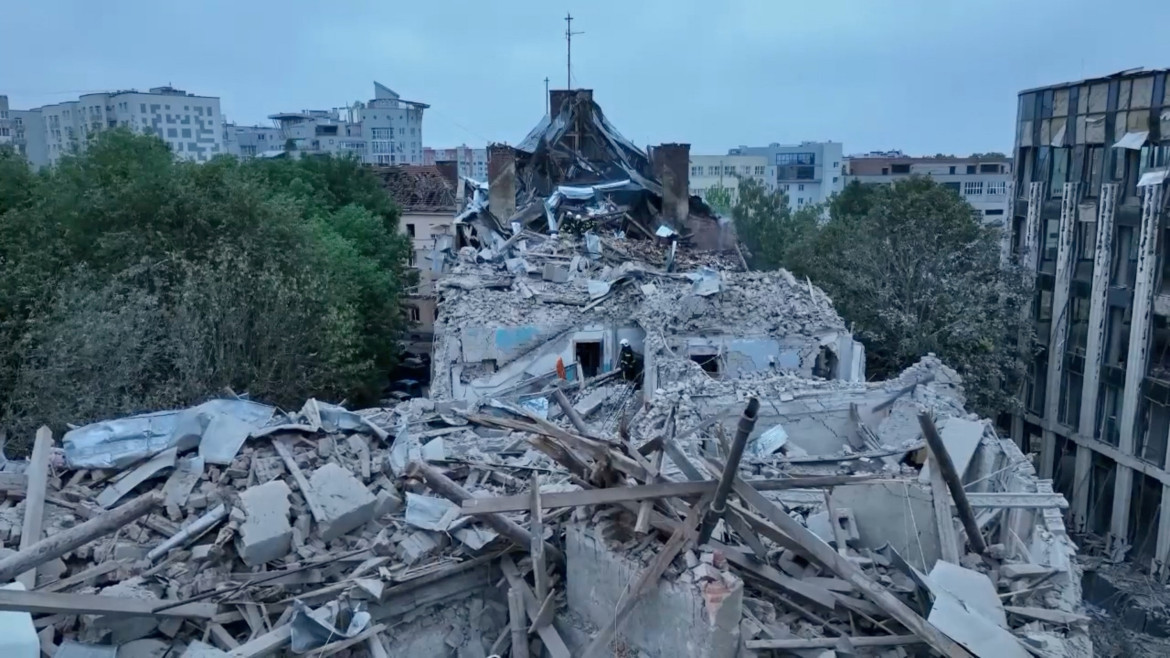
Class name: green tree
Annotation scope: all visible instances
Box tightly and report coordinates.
[705,184,734,216]
[971,152,1007,159]
[0,130,411,447]
[792,177,1030,415]
[730,178,816,270]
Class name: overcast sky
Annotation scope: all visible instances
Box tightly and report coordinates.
[3,0,1168,157]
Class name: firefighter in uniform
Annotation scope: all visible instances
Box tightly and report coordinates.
[619,339,640,385]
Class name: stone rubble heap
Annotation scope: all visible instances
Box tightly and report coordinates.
[0,358,1091,657]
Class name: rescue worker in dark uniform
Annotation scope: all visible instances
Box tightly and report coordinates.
[619,338,641,386]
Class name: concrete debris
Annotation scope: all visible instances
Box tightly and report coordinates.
[0,268,1090,656]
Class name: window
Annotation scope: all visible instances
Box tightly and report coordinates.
[891,163,911,174]
[987,181,1007,195]
[724,166,735,175]
[881,167,889,175]
[140,103,146,112]
[741,165,752,175]
[980,163,1001,173]
[708,166,720,175]
[406,223,416,237]
[832,176,839,183]
[776,152,815,165]
[964,181,984,195]
[985,209,1005,216]
[943,182,962,195]
[408,250,416,266]
[691,165,702,176]
[797,184,805,191]
[371,127,392,139]
[966,164,976,174]
[832,161,839,169]
[181,128,191,138]
[408,306,420,322]
[754,166,765,175]
[167,128,177,137]
[949,166,956,174]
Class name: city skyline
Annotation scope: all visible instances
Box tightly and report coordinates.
[5,0,1169,157]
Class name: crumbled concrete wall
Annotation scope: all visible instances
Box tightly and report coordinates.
[566,523,742,658]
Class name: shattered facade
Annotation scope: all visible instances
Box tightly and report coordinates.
[1007,67,1170,578]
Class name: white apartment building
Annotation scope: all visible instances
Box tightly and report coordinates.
[268,82,426,165]
[423,145,487,181]
[688,154,775,208]
[727,141,846,211]
[20,86,224,167]
[844,151,1013,226]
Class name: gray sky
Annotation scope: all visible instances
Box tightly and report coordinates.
[4,0,1168,156]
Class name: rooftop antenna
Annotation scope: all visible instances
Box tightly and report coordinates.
[544,77,550,114]
[565,13,583,90]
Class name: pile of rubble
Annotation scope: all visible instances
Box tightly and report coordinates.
[0,355,1091,657]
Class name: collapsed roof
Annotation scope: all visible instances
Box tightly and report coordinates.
[372,164,458,213]
[457,90,726,248]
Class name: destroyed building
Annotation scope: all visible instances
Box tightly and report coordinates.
[0,86,1091,658]
[374,163,460,356]
[431,89,863,404]
[429,236,864,405]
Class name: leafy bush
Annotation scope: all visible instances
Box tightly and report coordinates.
[0,131,411,450]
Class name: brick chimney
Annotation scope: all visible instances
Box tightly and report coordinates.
[651,143,691,226]
[433,160,459,187]
[549,89,593,115]
[488,144,517,221]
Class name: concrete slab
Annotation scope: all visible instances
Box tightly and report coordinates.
[235,480,292,566]
[307,463,377,541]
[56,641,117,658]
[830,482,940,572]
[919,418,984,484]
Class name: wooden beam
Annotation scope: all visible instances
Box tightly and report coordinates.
[0,491,161,584]
[529,473,547,603]
[18,427,53,589]
[409,462,563,562]
[731,478,969,658]
[919,414,987,556]
[0,472,26,494]
[926,449,962,564]
[36,560,121,593]
[508,588,530,658]
[747,635,924,650]
[500,557,571,658]
[462,475,875,515]
[272,437,325,524]
[0,588,215,619]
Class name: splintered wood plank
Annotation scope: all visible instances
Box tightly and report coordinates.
[18,427,53,589]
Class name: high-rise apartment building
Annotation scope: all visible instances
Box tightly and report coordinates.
[1007,67,1170,574]
[17,86,224,167]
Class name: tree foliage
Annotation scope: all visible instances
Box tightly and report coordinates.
[0,131,411,446]
[733,177,1031,417]
[705,184,734,216]
[730,178,819,271]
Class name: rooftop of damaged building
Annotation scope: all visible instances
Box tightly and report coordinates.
[427,231,864,403]
[0,354,1088,656]
[458,88,729,251]
[371,163,459,213]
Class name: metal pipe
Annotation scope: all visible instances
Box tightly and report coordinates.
[698,397,760,544]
